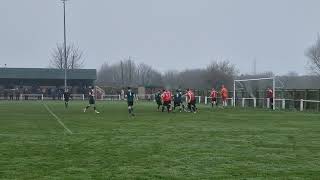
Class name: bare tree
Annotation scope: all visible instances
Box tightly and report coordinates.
[305,36,320,75]
[162,70,180,88]
[97,59,238,90]
[136,63,162,86]
[204,60,239,89]
[50,43,84,69]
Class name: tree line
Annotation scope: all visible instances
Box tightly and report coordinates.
[49,33,320,90]
[96,59,238,89]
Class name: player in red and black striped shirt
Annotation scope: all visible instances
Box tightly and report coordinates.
[186,89,197,113]
[266,88,273,109]
[210,88,218,107]
[161,89,172,113]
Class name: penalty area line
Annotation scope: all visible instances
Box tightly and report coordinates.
[43,103,73,135]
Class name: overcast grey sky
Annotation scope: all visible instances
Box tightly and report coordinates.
[0,0,319,75]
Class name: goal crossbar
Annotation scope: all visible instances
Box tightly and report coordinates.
[234,77,275,82]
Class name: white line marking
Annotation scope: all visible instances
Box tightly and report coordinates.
[43,103,73,135]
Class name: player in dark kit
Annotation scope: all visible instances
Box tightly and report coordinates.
[84,87,100,114]
[63,89,70,109]
[173,89,185,112]
[155,90,162,111]
[126,87,135,116]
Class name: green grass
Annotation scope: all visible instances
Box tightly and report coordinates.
[0,101,320,179]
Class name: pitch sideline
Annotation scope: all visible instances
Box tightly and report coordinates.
[43,103,73,135]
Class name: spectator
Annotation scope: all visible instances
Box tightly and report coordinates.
[15,89,20,100]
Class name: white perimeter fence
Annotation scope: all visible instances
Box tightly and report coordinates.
[1,94,320,112]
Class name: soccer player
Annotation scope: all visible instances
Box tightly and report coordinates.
[186,88,197,113]
[266,87,274,109]
[84,87,100,113]
[161,89,172,113]
[173,89,184,112]
[155,90,162,111]
[63,89,70,109]
[210,88,218,107]
[126,87,135,116]
[221,85,228,107]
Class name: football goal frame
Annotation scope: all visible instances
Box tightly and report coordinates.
[233,77,276,110]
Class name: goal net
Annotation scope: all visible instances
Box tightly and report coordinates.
[233,77,284,110]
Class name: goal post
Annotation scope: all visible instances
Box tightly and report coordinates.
[233,77,276,110]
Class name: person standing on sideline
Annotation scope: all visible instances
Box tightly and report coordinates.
[121,89,125,100]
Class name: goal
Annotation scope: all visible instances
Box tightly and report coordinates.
[233,77,276,110]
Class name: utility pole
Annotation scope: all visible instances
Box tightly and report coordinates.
[121,61,124,86]
[129,56,132,84]
[253,58,257,75]
[62,0,68,91]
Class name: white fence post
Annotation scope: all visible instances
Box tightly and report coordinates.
[242,98,245,107]
[253,98,257,108]
[267,98,270,109]
[82,94,85,101]
[205,96,207,105]
[41,94,44,101]
[300,99,304,112]
[119,95,121,101]
[282,99,285,109]
[198,96,201,104]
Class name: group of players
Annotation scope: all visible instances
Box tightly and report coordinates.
[155,88,197,113]
[154,85,230,114]
[62,87,101,114]
[62,85,231,116]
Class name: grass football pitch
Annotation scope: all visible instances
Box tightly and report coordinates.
[0,101,320,179]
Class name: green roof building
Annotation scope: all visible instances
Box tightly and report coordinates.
[0,68,96,89]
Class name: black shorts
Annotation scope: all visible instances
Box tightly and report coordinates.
[174,101,181,107]
[156,100,162,105]
[189,99,196,106]
[89,98,95,105]
[163,101,171,106]
[211,98,217,102]
[64,98,70,102]
[269,98,274,104]
[128,101,134,106]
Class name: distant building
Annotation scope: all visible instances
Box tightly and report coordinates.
[0,68,96,95]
